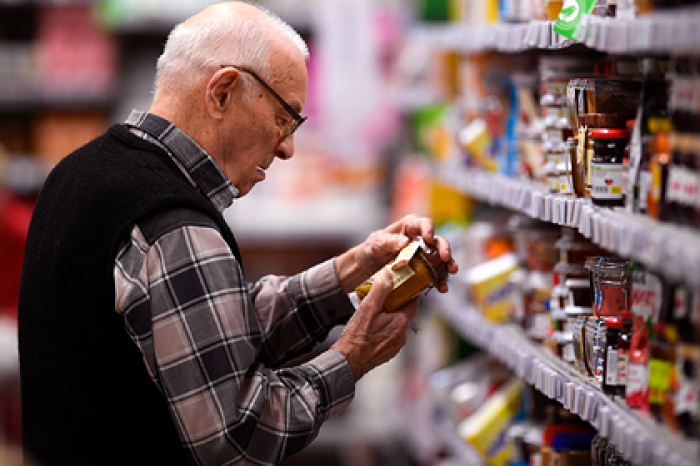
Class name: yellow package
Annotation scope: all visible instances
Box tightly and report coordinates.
[464,253,519,323]
[457,378,524,466]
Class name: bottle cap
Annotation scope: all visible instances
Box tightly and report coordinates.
[620,310,632,320]
[590,128,630,139]
[605,317,623,328]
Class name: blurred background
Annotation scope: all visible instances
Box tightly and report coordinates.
[2,1,700,466]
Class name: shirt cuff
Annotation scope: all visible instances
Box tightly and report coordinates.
[303,349,355,421]
[303,258,356,327]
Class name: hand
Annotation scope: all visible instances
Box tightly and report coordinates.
[331,270,419,381]
[336,214,459,293]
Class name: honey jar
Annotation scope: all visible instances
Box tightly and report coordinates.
[355,238,449,313]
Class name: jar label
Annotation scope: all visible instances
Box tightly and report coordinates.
[529,312,552,340]
[560,173,574,195]
[605,346,619,386]
[591,162,624,200]
[638,170,652,211]
[361,241,419,292]
[617,349,629,386]
[562,341,576,363]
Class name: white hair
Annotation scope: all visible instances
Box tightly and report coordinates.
[154,1,309,96]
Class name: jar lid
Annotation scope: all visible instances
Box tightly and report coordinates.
[418,244,449,285]
[605,317,623,328]
[590,128,630,139]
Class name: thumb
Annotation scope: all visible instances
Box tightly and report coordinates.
[363,269,394,313]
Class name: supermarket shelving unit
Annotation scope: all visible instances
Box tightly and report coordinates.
[413,6,700,466]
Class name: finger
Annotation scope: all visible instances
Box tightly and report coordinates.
[372,231,411,256]
[434,236,458,273]
[362,269,393,314]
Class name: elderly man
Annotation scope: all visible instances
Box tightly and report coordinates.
[18,2,457,465]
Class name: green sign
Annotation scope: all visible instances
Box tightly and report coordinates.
[553,0,597,42]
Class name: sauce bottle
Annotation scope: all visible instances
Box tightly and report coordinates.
[603,317,623,396]
[647,118,673,220]
[626,315,650,410]
[648,322,678,427]
[673,289,700,437]
[617,310,633,397]
[355,239,449,313]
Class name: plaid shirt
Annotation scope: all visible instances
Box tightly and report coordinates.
[114,111,356,465]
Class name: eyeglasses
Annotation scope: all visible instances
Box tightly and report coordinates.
[220,65,307,141]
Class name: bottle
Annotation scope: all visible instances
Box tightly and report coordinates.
[673,289,700,437]
[603,317,623,396]
[617,310,633,397]
[590,129,630,208]
[648,321,678,427]
[632,59,669,214]
[355,239,449,313]
[626,315,650,410]
[647,118,673,220]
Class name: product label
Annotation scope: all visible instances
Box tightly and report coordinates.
[649,358,672,405]
[605,346,619,386]
[560,172,574,195]
[553,0,597,42]
[631,270,663,323]
[638,170,652,211]
[591,162,625,200]
[529,313,552,340]
[617,349,629,386]
[681,166,698,207]
[675,347,700,416]
[626,361,649,408]
[676,378,699,416]
[367,240,419,291]
[563,341,576,363]
[666,165,685,205]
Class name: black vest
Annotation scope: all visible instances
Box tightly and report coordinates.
[18,124,241,465]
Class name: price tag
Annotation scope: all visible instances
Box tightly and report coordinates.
[543,195,553,222]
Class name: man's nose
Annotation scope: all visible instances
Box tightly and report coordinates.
[275,134,295,160]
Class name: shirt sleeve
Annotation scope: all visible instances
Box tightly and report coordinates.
[114,220,355,466]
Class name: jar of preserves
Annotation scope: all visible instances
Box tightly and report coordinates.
[586,256,631,318]
[355,238,449,313]
[590,128,630,207]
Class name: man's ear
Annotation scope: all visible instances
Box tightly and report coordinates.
[205,68,239,119]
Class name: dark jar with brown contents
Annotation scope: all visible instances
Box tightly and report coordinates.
[355,240,449,313]
[590,129,630,207]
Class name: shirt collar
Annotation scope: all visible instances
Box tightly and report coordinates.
[124,109,238,213]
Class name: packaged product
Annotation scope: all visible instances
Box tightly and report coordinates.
[457,378,524,466]
[464,253,520,323]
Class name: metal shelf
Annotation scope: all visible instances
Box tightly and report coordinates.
[412,8,700,55]
[437,166,700,291]
[430,292,700,466]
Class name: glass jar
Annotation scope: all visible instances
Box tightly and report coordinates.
[585,134,595,198]
[586,256,631,318]
[567,137,586,198]
[590,128,630,207]
[355,239,448,313]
